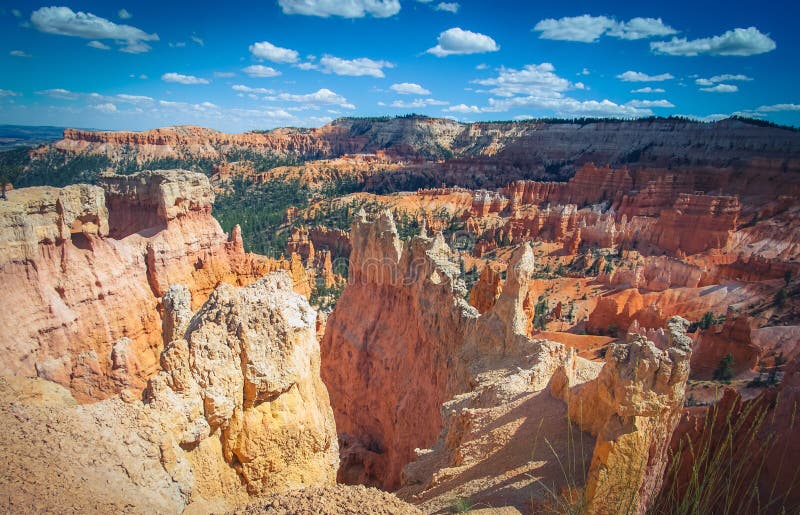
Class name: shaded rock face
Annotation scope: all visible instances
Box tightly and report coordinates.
[0,170,287,401]
[690,312,760,379]
[663,354,800,512]
[0,272,339,512]
[552,317,693,514]
[321,210,477,490]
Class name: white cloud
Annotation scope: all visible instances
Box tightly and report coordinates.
[30,6,159,53]
[278,0,400,18]
[390,98,448,108]
[118,9,132,19]
[295,62,319,70]
[390,82,430,95]
[617,70,674,82]
[0,89,20,97]
[475,63,488,70]
[486,96,652,117]
[445,104,481,114]
[115,94,154,104]
[9,50,31,57]
[92,102,117,113]
[651,27,776,56]
[36,88,79,100]
[242,65,281,78]
[87,40,110,50]
[753,103,800,113]
[11,9,22,17]
[607,17,677,40]
[534,15,616,43]
[319,55,393,77]
[695,74,752,86]
[514,115,534,120]
[214,71,236,78]
[426,27,499,57]
[580,68,590,75]
[232,84,275,94]
[435,2,459,13]
[700,84,738,93]
[473,63,571,97]
[191,35,204,46]
[249,40,299,63]
[626,99,675,108]
[161,72,210,84]
[265,88,355,109]
[631,87,665,93]
[533,15,676,43]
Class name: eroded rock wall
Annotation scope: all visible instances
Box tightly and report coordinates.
[0,170,289,401]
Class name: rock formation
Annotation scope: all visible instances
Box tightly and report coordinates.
[321,210,476,489]
[145,273,338,498]
[0,272,338,512]
[552,317,693,514]
[323,211,696,513]
[0,170,293,401]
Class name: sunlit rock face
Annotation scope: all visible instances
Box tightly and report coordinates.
[0,169,290,401]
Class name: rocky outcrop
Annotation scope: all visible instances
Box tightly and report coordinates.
[146,273,338,498]
[0,272,339,512]
[324,212,696,512]
[321,210,477,489]
[552,317,693,514]
[0,170,285,401]
[690,312,760,379]
[467,264,503,313]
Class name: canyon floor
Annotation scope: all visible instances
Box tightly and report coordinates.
[1,116,799,514]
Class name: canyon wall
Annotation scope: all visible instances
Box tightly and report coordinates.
[321,210,477,489]
[0,170,292,401]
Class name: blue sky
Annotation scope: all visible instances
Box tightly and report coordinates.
[0,0,797,132]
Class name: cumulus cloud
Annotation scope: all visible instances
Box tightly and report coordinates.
[265,88,355,109]
[9,50,31,57]
[161,72,210,84]
[249,40,299,63]
[232,84,274,94]
[278,0,400,18]
[242,65,281,78]
[31,6,159,53]
[533,15,676,43]
[486,96,651,117]
[445,104,482,114]
[651,27,776,56]
[319,55,393,77]
[435,2,459,13]
[631,87,665,93]
[92,102,117,113]
[473,63,571,97]
[700,84,738,93]
[390,82,430,95]
[0,89,20,97]
[87,40,110,50]
[608,17,677,40]
[118,9,132,19]
[695,74,752,86]
[626,99,675,108]
[390,98,448,108]
[214,72,236,78]
[617,70,674,82]
[426,27,499,57]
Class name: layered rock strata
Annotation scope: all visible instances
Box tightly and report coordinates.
[0,170,293,401]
